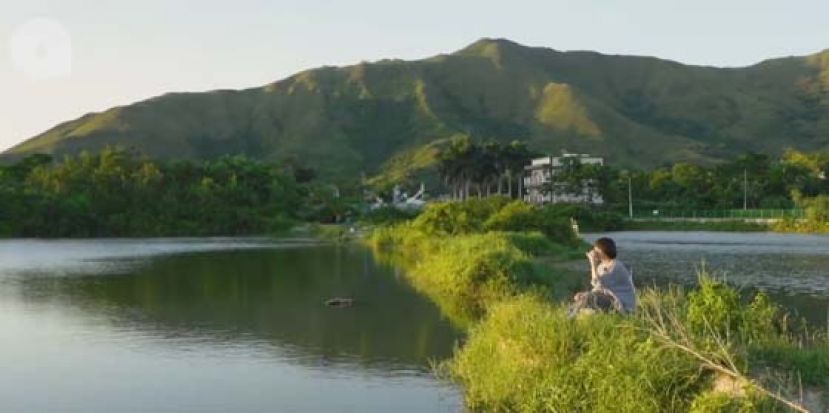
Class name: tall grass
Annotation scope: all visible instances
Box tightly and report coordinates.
[447,278,828,412]
[369,225,570,326]
[368,199,828,411]
[447,294,705,413]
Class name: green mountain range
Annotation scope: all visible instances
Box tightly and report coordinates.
[4,38,829,180]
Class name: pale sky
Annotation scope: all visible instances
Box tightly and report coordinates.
[1,0,828,151]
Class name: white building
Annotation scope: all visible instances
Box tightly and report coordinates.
[523,153,604,205]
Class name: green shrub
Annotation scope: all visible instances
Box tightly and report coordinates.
[403,199,579,245]
[540,204,624,232]
[501,231,556,256]
[412,201,481,235]
[412,197,511,235]
[687,276,782,344]
[368,223,435,257]
[538,209,580,246]
[687,276,743,337]
[803,195,829,224]
[740,293,782,342]
[483,201,538,232]
[485,201,579,245]
[773,194,829,233]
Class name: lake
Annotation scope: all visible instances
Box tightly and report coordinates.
[583,231,829,327]
[4,232,827,412]
[0,239,463,413]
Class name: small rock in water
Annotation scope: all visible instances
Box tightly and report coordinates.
[325,297,354,307]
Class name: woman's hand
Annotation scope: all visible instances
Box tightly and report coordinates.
[586,249,599,267]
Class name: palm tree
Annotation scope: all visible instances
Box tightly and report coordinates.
[439,137,532,200]
[480,141,502,198]
[503,141,531,199]
[439,134,476,200]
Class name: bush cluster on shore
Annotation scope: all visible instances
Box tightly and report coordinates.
[773,194,829,234]
[368,198,829,412]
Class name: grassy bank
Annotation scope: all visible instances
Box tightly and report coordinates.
[449,282,828,412]
[368,198,585,325]
[371,229,554,326]
[368,199,828,412]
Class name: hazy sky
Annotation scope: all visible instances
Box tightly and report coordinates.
[1,0,827,151]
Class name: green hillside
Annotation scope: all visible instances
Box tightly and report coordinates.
[4,39,829,180]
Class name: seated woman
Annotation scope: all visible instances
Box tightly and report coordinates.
[568,237,636,317]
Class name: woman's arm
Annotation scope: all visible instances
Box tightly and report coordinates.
[587,251,600,288]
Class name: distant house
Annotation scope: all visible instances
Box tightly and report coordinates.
[523,153,604,205]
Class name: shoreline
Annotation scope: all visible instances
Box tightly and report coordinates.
[367,199,828,412]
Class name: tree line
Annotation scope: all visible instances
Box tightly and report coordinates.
[0,147,343,237]
[3,144,828,237]
[602,150,829,211]
[433,139,829,212]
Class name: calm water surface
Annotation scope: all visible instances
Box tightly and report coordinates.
[0,238,463,413]
[583,231,829,326]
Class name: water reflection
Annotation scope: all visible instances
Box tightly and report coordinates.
[12,244,461,369]
[0,240,463,413]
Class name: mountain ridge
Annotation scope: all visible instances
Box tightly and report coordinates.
[4,38,829,179]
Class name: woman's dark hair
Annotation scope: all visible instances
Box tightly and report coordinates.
[594,237,617,259]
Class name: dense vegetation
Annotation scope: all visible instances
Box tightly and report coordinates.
[5,39,829,181]
[601,149,829,232]
[603,150,829,211]
[369,197,584,325]
[0,148,354,237]
[429,145,829,212]
[4,144,828,237]
[368,199,829,412]
[377,145,829,232]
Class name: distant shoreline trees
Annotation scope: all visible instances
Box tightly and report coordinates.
[0,147,313,237]
[605,150,829,211]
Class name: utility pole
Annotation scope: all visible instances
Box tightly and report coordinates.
[743,169,747,210]
[627,174,633,218]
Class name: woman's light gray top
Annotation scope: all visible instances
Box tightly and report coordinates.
[591,260,636,313]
